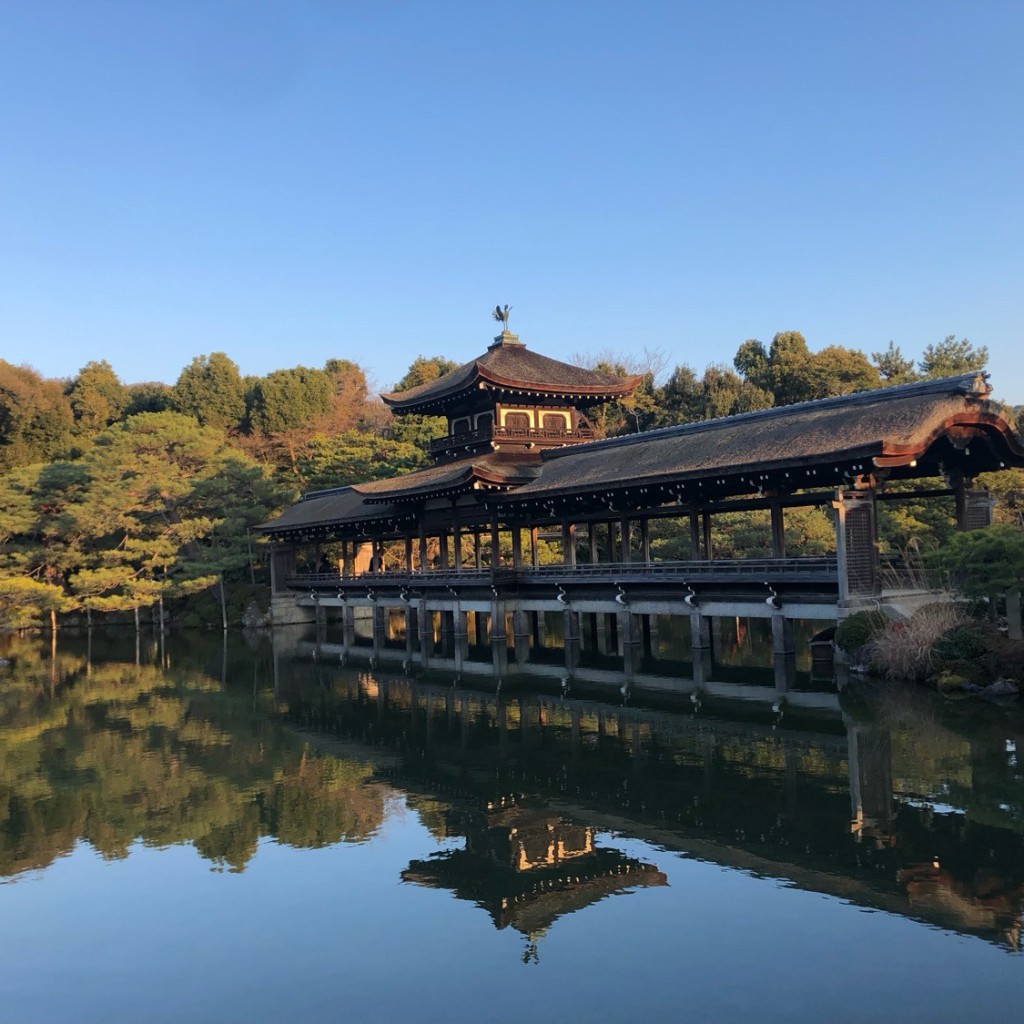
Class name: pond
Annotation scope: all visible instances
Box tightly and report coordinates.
[1,631,1023,1022]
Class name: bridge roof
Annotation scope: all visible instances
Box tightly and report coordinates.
[380,332,641,414]
[500,372,1024,505]
[256,485,412,538]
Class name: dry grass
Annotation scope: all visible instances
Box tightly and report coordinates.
[867,601,965,681]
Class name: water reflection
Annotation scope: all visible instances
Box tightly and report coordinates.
[1,631,1023,958]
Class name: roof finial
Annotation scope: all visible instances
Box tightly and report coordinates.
[492,304,512,332]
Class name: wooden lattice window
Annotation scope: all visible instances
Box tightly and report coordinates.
[505,412,530,431]
[542,413,567,431]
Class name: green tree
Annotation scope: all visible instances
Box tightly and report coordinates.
[387,356,460,453]
[172,353,246,430]
[65,360,127,434]
[124,381,173,417]
[925,524,1024,597]
[296,431,426,492]
[0,362,73,470]
[872,341,917,384]
[918,335,988,378]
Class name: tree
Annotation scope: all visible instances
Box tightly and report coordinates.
[124,381,173,417]
[296,432,426,492]
[925,524,1024,598]
[387,356,460,453]
[872,341,917,385]
[172,353,246,430]
[0,361,73,470]
[392,356,459,393]
[918,335,988,378]
[66,360,127,434]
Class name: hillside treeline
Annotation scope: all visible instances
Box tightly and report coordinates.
[1,331,1019,631]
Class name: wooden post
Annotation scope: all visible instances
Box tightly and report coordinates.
[418,526,428,572]
[770,498,786,559]
[588,522,599,564]
[620,515,632,564]
[689,506,701,559]
[491,518,502,567]
[640,518,651,564]
[530,526,539,569]
[702,512,713,560]
[511,526,523,568]
[562,522,577,566]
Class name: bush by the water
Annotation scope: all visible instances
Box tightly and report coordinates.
[835,610,889,654]
[931,621,1024,684]
[866,603,964,681]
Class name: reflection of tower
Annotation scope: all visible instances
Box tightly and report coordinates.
[401,797,667,957]
[845,718,894,843]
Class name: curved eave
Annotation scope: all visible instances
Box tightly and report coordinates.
[380,366,642,415]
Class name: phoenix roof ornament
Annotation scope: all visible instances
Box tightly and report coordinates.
[492,304,512,330]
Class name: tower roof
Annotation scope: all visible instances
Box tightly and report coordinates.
[380,331,642,415]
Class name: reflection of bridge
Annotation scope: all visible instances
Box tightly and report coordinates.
[259,324,1024,698]
[276,662,1024,953]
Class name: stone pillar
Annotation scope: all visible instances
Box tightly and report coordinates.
[342,603,355,649]
[371,604,385,656]
[533,610,547,646]
[771,614,795,658]
[513,609,531,665]
[690,612,711,652]
[405,605,418,660]
[491,602,509,677]
[640,614,653,659]
[620,611,642,680]
[453,609,469,671]
[564,610,581,671]
[441,610,454,659]
[595,612,610,655]
[418,605,433,669]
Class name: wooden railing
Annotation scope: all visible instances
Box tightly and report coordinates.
[429,425,596,455]
[287,556,839,592]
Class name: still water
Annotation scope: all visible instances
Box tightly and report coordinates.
[1,631,1023,1023]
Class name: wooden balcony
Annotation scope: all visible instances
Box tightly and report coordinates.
[429,424,596,456]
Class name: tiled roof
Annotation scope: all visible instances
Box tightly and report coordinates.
[380,333,641,413]
[502,373,1018,501]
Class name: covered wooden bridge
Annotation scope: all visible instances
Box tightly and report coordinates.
[257,327,1024,696]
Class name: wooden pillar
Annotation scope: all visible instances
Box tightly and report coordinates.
[453,522,463,570]
[341,541,353,578]
[491,519,502,568]
[474,532,483,569]
[588,522,599,564]
[418,527,428,573]
[561,522,577,566]
[620,515,632,564]
[439,531,450,570]
[404,536,413,571]
[702,512,713,560]
[370,540,381,574]
[606,521,616,564]
[770,498,786,559]
[511,526,523,569]
[530,526,539,569]
[640,518,651,564]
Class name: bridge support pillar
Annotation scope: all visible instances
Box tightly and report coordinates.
[441,611,455,660]
[405,605,418,663]
[371,604,385,658]
[771,614,795,658]
[491,603,509,678]
[690,613,711,652]
[513,609,531,665]
[342,604,355,649]
[417,604,432,669]
[620,611,642,680]
[453,609,469,672]
[564,610,581,672]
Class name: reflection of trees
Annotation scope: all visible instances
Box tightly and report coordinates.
[0,638,387,878]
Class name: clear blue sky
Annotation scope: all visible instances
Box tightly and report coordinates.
[2,1,1022,400]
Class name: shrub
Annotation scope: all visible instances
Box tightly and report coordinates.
[867,602,964,681]
[932,623,993,670]
[835,610,889,653]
